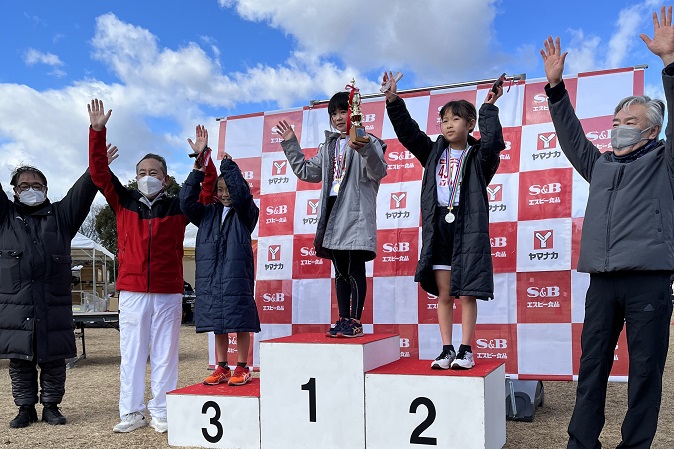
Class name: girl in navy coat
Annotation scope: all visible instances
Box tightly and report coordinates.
[180,125,260,386]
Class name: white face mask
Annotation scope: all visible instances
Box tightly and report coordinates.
[17,189,47,206]
[137,175,164,198]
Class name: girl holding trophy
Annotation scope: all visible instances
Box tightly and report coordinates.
[382,71,505,369]
[275,84,387,338]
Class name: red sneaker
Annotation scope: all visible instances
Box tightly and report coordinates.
[203,366,231,385]
[228,366,251,386]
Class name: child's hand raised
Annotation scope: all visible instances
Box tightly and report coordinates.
[381,71,399,102]
[275,120,296,141]
[484,85,503,105]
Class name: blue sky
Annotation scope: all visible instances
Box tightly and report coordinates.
[0,0,667,199]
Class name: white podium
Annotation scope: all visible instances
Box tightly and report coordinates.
[365,358,506,449]
[167,379,261,449]
[259,333,400,449]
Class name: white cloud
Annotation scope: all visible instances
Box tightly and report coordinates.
[0,2,666,203]
[564,1,661,74]
[219,0,501,85]
[24,48,64,67]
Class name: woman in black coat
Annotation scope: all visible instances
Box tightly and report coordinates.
[0,165,98,427]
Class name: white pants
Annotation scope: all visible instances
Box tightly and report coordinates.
[118,291,182,420]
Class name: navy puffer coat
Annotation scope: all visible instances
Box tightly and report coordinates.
[179,159,260,334]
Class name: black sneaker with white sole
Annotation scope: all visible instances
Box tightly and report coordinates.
[430,349,456,370]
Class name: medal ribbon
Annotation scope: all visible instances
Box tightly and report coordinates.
[447,147,468,209]
[334,137,347,181]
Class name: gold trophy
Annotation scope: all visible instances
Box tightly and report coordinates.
[347,78,370,143]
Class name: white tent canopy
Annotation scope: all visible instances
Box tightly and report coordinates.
[72,233,115,260]
[71,233,115,299]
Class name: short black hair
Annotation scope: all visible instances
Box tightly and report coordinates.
[136,153,168,175]
[10,166,47,187]
[439,100,477,132]
[328,91,350,116]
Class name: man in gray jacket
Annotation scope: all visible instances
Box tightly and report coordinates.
[540,6,674,448]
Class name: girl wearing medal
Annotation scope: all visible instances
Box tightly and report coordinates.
[382,71,505,369]
[275,91,387,338]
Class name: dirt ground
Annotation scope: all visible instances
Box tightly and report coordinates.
[1,325,673,449]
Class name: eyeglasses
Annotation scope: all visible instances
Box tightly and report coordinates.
[16,183,45,192]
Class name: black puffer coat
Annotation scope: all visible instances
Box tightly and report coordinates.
[0,170,98,362]
[386,97,504,298]
[180,159,261,334]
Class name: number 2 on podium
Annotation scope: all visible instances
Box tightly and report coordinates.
[301,378,317,422]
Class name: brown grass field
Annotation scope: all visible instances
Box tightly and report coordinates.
[1,325,673,448]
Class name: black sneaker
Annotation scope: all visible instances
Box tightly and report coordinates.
[42,403,66,425]
[9,405,38,428]
[430,349,456,370]
[340,319,364,338]
[326,318,348,338]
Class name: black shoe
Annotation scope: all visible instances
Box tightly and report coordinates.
[9,405,38,428]
[42,403,66,425]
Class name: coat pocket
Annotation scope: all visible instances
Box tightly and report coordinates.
[0,250,23,294]
[48,254,73,296]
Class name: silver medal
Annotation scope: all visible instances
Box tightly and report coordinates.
[445,211,455,223]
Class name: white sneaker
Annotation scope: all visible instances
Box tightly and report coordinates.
[113,411,148,433]
[149,416,169,433]
[430,349,456,370]
[450,351,475,370]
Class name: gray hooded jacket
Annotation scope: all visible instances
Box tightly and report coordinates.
[280,131,387,260]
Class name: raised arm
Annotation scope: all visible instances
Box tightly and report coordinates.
[276,120,324,182]
[221,157,259,233]
[187,124,218,205]
[179,170,207,226]
[476,107,505,184]
[88,99,127,211]
[541,37,601,181]
[640,6,674,166]
[55,169,99,238]
[382,72,434,165]
[0,181,11,221]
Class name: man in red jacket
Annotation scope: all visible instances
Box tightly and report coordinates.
[87,99,216,434]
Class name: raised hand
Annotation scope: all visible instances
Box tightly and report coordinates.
[382,71,399,102]
[106,143,119,165]
[484,85,503,105]
[88,99,111,131]
[540,36,568,88]
[188,124,208,154]
[275,120,296,141]
[640,6,674,66]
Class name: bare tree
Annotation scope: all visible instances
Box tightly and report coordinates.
[78,203,104,242]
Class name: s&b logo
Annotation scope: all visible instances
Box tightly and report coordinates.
[382,242,410,253]
[526,286,560,298]
[528,183,562,195]
[476,338,508,349]
[388,151,415,161]
[490,237,507,248]
[262,293,285,303]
